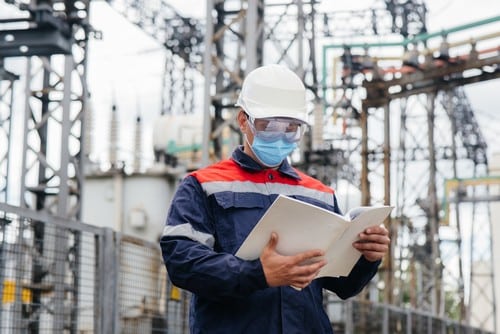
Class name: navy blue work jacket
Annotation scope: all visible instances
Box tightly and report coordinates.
[160,147,380,333]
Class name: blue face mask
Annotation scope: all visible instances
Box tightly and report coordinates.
[248,135,297,167]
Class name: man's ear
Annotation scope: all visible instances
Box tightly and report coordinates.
[237,110,247,130]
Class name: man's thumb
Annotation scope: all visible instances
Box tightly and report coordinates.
[267,232,278,249]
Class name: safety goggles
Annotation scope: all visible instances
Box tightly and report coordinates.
[246,115,306,143]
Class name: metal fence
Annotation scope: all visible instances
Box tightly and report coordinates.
[0,203,190,334]
[0,203,494,333]
[326,298,494,334]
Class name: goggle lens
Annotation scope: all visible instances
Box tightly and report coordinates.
[247,117,305,143]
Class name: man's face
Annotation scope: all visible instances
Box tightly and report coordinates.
[238,110,304,167]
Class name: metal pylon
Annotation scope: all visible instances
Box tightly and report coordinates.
[361,86,496,330]
[201,0,324,164]
[0,62,18,205]
[1,1,92,331]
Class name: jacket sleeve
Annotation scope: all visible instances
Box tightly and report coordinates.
[318,256,381,299]
[317,194,381,299]
[159,175,268,300]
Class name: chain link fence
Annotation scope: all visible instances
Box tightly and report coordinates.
[0,203,494,333]
[0,203,190,334]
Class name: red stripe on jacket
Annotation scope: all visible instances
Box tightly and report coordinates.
[190,159,334,195]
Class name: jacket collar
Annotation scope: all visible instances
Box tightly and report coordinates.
[231,146,301,180]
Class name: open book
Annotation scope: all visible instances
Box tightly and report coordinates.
[235,195,393,278]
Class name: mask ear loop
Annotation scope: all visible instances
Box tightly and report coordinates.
[246,117,258,136]
[244,132,272,167]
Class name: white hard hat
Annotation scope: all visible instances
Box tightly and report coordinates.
[236,64,308,124]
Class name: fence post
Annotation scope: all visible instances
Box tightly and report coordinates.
[345,299,353,334]
[98,228,120,334]
[407,308,412,334]
[382,304,389,334]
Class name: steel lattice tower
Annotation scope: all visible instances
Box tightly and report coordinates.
[0,0,92,331]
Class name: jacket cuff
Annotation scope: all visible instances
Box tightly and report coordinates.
[352,256,381,276]
[239,258,268,291]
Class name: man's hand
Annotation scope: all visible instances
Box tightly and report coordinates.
[352,224,390,262]
[260,232,327,289]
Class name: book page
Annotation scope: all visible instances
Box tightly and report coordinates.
[319,206,393,277]
[344,206,374,221]
[235,195,348,260]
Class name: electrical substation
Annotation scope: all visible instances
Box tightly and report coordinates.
[0,0,500,333]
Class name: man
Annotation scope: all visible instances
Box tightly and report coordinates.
[160,64,390,333]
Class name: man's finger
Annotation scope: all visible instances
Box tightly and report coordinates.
[354,241,388,253]
[365,225,389,235]
[358,233,390,245]
[292,249,325,265]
